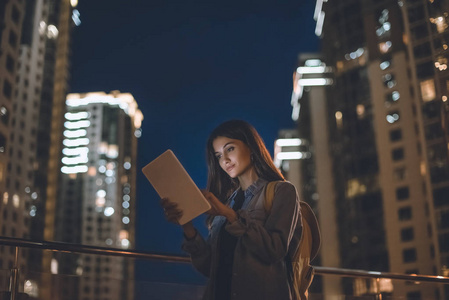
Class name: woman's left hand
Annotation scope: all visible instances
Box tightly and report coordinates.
[201,190,237,222]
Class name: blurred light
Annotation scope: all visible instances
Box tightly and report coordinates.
[379,41,392,53]
[122,202,130,209]
[51,259,58,274]
[13,194,19,208]
[63,129,87,138]
[277,152,308,160]
[122,217,130,224]
[96,190,106,198]
[134,129,142,138]
[25,187,31,193]
[315,11,325,36]
[335,111,343,120]
[62,156,88,165]
[443,95,448,102]
[297,66,332,74]
[98,165,106,173]
[31,192,38,200]
[64,120,90,129]
[61,165,88,174]
[47,25,59,39]
[105,238,113,246]
[392,91,400,101]
[386,113,400,123]
[380,61,390,70]
[121,239,130,249]
[104,207,115,217]
[72,9,81,26]
[62,147,88,156]
[297,78,333,86]
[3,192,8,205]
[70,0,78,7]
[124,162,131,170]
[65,111,88,121]
[39,21,47,35]
[275,138,303,147]
[123,195,130,201]
[305,59,322,67]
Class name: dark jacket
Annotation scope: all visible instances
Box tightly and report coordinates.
[182,179,302,300]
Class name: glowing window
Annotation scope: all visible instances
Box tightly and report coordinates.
[386,111,400,123]
[420,79,436,102]
[379,41,392,53]
[13,194,19,208]
[382,74,396,88]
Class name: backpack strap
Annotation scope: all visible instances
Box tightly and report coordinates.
[263,181,321,300]
[263,181,279,212]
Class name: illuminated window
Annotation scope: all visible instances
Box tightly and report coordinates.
[335,111,343,128]
[379,41,392,53]
[434,56,448,71]
[13,194,19,208]
[385,91,400,105]
[430,16,448,33]
[420,79,436,101]
[386,110,400,123]
[382,74,396,88]
[379,60,391,70]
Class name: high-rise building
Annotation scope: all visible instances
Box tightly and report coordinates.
[287,0,449,298]
[0,0,26,291]
[0,0,80,297]
[53,91,143,300]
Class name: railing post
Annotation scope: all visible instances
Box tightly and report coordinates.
[375,278,382,300]
[9,246,19,300]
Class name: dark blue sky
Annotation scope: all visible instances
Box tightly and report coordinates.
[70,0,319,284]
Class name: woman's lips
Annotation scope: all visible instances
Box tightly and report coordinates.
[226,165,235,173]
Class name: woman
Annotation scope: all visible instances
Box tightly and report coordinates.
[161,120,302,300]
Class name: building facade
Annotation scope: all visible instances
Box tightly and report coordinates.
[53,91,142,300]
[287,0,449,298]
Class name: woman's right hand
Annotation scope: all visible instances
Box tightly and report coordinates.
[160,197,183,224]
[159,198,196,239]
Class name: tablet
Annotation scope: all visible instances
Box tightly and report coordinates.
[142,149,211,225]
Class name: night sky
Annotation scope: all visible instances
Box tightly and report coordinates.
[69,0,319,285]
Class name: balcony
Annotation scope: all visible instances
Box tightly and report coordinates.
[0,236,448,300]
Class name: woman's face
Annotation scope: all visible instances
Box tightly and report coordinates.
[212,136,253,179]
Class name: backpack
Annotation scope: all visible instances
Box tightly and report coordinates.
[263,181,321,300]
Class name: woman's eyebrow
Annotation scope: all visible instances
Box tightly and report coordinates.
[214,142,234,154]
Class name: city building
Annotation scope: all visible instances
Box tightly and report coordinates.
[0,0,26,291]
[53,91,143,300]
[0,0,80,297]
[287,0,449,299]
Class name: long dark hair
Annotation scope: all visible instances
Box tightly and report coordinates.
[206,120,284,202]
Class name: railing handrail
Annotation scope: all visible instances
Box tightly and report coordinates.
[1,236,448,284]
[0,236,190,263]
[313,266,449,284]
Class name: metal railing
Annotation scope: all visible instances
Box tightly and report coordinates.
[1,236,448,300]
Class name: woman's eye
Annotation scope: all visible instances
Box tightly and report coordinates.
[227,146,234,152]
[215,154,222,160]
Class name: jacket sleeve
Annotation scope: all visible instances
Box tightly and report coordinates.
[225,181,301,264]
[181,229,212,277]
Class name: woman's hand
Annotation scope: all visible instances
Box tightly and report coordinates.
[160,197,183,224]
[201,190,238,223]
[160,198,196,239]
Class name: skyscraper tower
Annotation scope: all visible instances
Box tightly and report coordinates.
[0,0,80,297]
[54,91,143,300]
[290,0,448,298]
[0,0,25,290]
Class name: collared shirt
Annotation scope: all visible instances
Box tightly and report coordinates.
[182,179,302,300]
